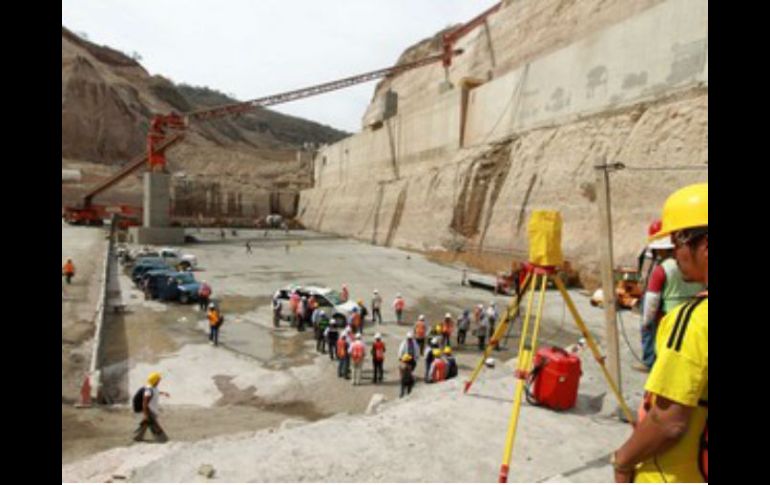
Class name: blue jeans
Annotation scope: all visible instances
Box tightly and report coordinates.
[338,356,350,378]
[641,320,658,368]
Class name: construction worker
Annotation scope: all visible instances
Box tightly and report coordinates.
[271,291,282,328]
[63,258,75,284]
[473,303,484,328]
[393,293,405,325]
[337,328,351,379]
[371,333,386,384]
[428,348,446,383]
[198,281,212,311]
[399,354,415,398]
[326,322,340,361]
[636,220,706,372]
[611,183,708,483]
[245,241,252,254]
[441,313,454,348]
[133,371,170,442]
[444,346,458,380]
[457,309,471,347]
[340,284,349,303]
[297,296,308,332]
[289,290,300,327]
[207,303,223,346]
[476,314,489,351]
[371,289,383,324]
[486,302,500,350]
[414,315,427,356]
[357,299,368,333]
[424,338,439,382]
[398,331,419,372]
[348,307,362,334]
[350,333,367,385]
[314,309,327,352]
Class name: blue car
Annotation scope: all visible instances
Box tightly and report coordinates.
[156,271,201,304]
[141,269,176,299]
[132,258,172,285]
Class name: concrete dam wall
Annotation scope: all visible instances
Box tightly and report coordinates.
[298,0,708,286]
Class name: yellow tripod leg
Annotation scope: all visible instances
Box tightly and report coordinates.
[499,274,548,483]
[551,275,635,425]
[464,273,533,393]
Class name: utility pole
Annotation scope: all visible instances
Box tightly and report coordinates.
[594,158,626,420]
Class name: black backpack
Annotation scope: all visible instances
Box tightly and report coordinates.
[132,387,153,413]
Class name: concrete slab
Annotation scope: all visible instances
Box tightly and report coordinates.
[63,229,650,481]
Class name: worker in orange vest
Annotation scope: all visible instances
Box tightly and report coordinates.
[63,258,75,284]
[371,333,386,384]
[428,348,447,383]
[207,303,223,347]
[414,315,427,356]
[393,293,405,324]
[348,307,362,334]
[441,313,454,348]
[350,333,367,386]
[337,328,351,379]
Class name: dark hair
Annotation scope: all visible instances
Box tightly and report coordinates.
[675,226,708,249]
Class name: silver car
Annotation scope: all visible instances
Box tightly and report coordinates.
[276,285,360,326]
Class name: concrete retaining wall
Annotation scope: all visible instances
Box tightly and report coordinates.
[299,0,708,283]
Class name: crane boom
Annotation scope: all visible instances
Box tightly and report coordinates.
[64,47,465,225]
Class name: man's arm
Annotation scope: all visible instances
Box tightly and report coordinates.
[612,395,694,481]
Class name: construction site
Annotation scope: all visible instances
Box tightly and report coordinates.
[62,0,708,482]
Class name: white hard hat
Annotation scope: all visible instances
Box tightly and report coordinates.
[396,293,402,298]
[375,333,382,340]
[208,303,215,309]
[485,358,496,368]
[406,331,413,338]
[373,289,379,294]
[444,313,451,319]
[418,314,425,320]
[355,333,362,339]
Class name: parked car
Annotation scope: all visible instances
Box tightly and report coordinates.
[274,285,359,326]
[163,271,202,303]
[131,258,172,285]
[159,247,198,270]
[140,269,174,299]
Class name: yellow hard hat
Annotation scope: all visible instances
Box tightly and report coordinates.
[147,372,162,386]
[443,346,452,354]
[651,183,708,241]
[432,349,441,357]
[401,354,413,362]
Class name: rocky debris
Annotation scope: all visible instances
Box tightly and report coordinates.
[198,464,215,479]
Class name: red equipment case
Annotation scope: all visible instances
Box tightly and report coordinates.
[530,346,582,411]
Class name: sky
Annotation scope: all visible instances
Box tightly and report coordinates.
[62,0,499,133]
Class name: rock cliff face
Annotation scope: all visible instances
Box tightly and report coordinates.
[62,27,347,220]
[299,0,708,286]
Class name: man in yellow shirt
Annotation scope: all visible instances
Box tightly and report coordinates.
[611,183,708,483]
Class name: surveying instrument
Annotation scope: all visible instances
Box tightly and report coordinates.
[461,210,635,483]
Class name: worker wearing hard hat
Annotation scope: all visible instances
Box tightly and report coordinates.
[636,220,705,372]
[133,371,170,442]
[399,354,415,398]
[207,303,223,346]
[371,333,386,384]
[611,183,708,483]
[428,348,447,383]
[441,313,454,348]
[444,346,458,380]
[371,289,383,325]
[62,258,75,284]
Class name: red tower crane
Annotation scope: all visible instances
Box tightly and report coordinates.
[63,48,464,226]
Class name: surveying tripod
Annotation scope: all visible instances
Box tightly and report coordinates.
[462,264,636,482]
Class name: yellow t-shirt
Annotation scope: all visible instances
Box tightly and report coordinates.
[635,296,708,483]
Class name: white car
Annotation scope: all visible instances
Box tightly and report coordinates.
[275,285,360,326]
[159,247,198,270]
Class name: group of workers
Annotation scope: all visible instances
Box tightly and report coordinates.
[129,182,707,484]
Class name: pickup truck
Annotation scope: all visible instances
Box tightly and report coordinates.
[159,247,198,270]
